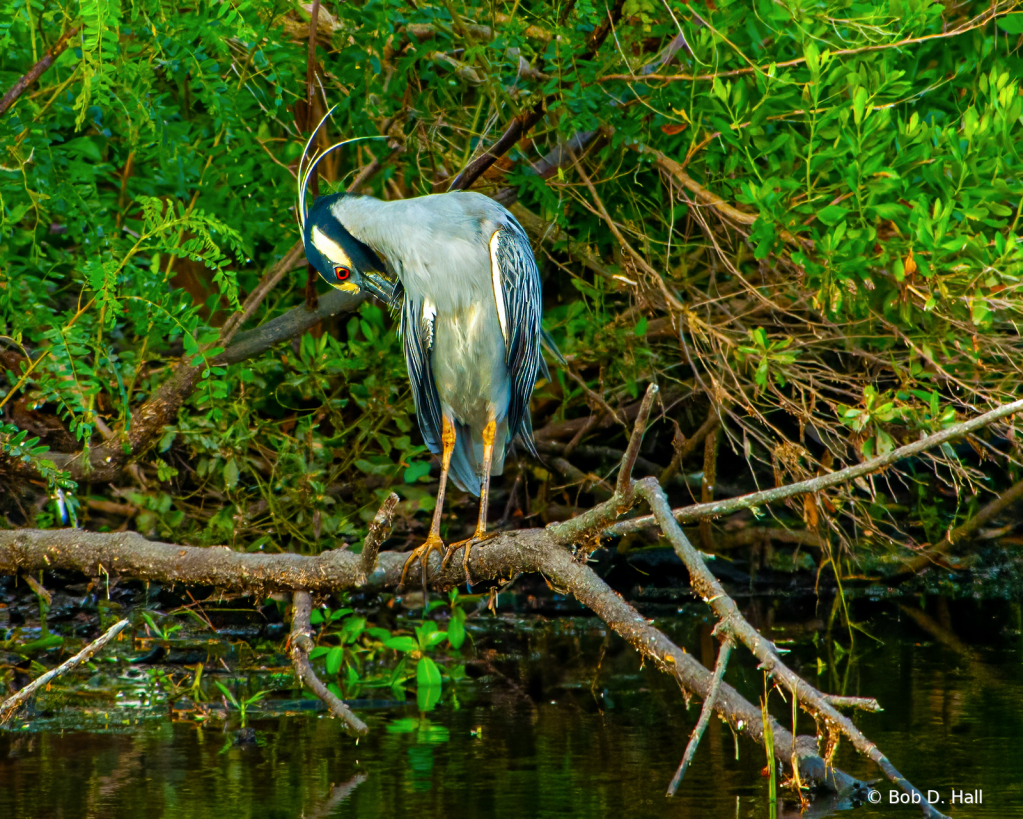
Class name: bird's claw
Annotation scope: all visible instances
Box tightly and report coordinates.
[398,534,447,592]
[442,531,498,586]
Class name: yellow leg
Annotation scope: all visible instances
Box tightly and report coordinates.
[444,417,498,583]
[399,416,456,590]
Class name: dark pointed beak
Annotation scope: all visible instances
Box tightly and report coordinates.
[362,269,397,306]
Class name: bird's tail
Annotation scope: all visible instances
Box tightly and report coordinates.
[446,420,508,497]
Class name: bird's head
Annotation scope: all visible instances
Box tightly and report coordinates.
[303,194,395,304]
[296,107,396,305]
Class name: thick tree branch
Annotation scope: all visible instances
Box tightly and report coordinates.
[0,525,859,795]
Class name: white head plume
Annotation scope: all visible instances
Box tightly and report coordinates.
[296,106,389,230]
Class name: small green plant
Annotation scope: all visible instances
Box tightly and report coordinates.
[214,682,268,729]
[140,611,183,642]
[306,591,469,710]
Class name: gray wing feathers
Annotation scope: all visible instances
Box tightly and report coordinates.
[399,295,443,455]
[496,221,543,457]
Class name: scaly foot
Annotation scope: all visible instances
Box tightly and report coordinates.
[399,534,447,591]
[442,531,499,585]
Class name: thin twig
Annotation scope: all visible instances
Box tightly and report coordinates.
[598,3,1014,84]
[0,618,129,723]
[290,591,368,736]
[572,156,684,312]
[614,398,1023,535]
[446,0,626,191]
[698,424,719,551]
[660,406,719,484]
[666,632,732,796]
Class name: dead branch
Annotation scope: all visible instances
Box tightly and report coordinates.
[824,695,882,713]
[6,375,988,810]
[0,525,859,794]
[616,383,659,504]
[0,618,129,722]
[661,406,719,484]
[637,478,944,817]
[290,590,368,736]
[896,475,1023,575]
[944,476,1023,548]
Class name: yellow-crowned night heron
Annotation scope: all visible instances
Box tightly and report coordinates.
[296,111,553,587]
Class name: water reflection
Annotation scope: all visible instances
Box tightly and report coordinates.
[1,600,1022,818]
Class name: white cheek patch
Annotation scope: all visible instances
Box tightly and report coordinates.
[311,226,353,269]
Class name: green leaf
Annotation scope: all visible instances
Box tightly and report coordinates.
[852,86,869,126]
[417,683,441,712]
[424,630,448,648]
[404,461,432,483]
[447,612,466,649]
[384,636,419,653]
[387,717,421,733]
[326,646,345,675]
[214,681,239,708]
[223,458,239,489]
[997,13,1023,33]
[17,635,64,654]
[329,607,354,621]
[417,656,442,687]
[817,205,849,227]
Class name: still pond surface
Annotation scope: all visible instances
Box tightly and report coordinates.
[1,596,1021,819]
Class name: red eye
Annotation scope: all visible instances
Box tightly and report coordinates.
[334,266,350,280]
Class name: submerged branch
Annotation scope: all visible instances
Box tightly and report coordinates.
[0,617,129,723]
[637,478,945,817]
[666,631,732,797]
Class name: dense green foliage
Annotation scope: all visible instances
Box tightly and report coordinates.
[3,0,1023,568]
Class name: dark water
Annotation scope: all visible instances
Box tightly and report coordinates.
[2,597,1022,818]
